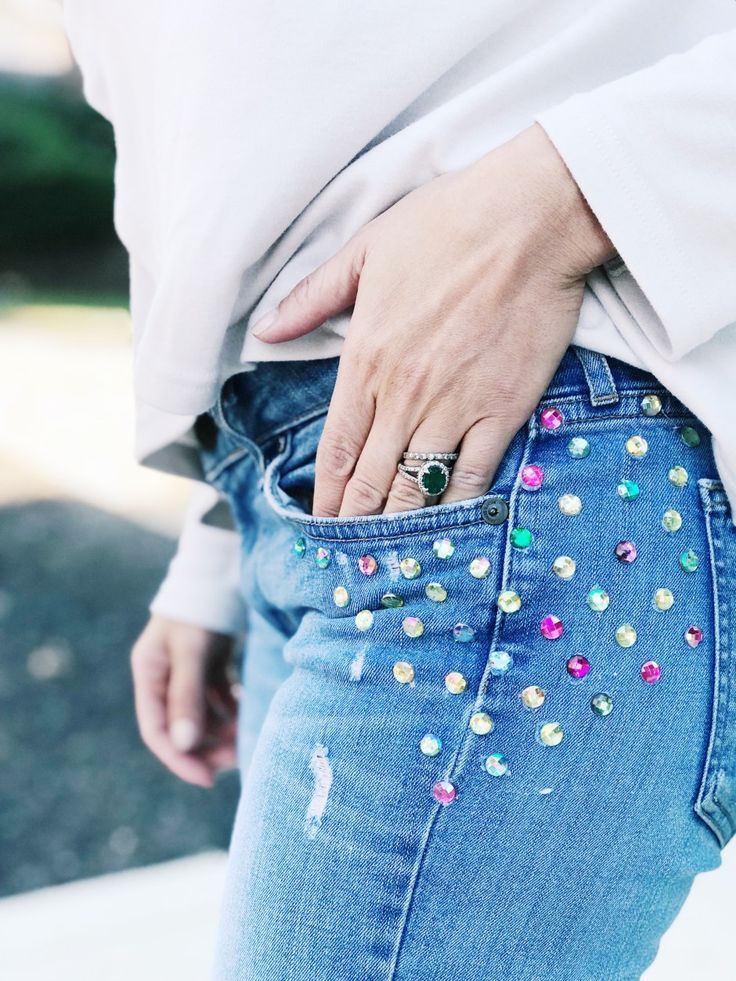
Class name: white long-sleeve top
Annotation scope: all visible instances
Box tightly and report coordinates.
[63,0,736,635]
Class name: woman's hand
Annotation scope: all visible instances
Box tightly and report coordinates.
[130,615,238,787]
[253,124,616,517]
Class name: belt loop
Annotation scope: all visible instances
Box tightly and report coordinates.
[573,346,619,406]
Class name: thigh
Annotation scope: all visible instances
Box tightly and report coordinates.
[215,392,736,981]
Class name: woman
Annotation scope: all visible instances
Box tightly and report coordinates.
[64,2,736,977]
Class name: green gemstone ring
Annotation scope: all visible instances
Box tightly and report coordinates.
[398,452,457,497]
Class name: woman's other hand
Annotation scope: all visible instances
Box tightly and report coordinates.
[130,615,238,787]
[253,124,615,517]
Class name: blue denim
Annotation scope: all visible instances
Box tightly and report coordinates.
[199,347,736,980]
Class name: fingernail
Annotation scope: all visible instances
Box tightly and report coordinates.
[251,308,278,338]
[170,718,199,752]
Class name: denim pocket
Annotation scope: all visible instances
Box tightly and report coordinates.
[693,479,736,847]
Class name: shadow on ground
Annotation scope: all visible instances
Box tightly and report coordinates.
[0,499,239,897]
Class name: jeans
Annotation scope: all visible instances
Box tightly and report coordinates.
[198,347,736,980]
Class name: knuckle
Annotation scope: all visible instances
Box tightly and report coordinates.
[387,475,425,511]
[317,430,360,478]
[448,462,490,494]
[343,473,386,514]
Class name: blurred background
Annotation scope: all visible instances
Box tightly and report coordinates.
[1,2,734,979]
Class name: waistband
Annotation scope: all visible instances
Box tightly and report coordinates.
[203,346,692,452]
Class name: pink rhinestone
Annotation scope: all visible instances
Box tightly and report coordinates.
[432,780,457,805]
[685,626,703,648]
[615,540,638,563]
[540,615,564,640]
[641,661,661,684]
[358,554,378,576]
[540,406,564,430]
[567,655,590,679]
[520,464,544,491]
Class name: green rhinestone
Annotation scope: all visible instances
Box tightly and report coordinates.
[400,557,422,580]
[567,437,591,459]
[653,587,674,611]
[586,587,610,612]
[625,435,648,458]
[662,509,682,533]
[510,527,533,550]
[641,394,662,416]
[355,609,374,631]
[419,733,442,757]
[469,711,494,735]
[425,582,448,603]
[668,466,688,487]
[333,586,350,608]
[552,555,576,580]
[617,480,640,501]
[420,462,449,496]
[680,549,699,573]
[497,590,522,613]
[380,592,404,609]
[433,538,455,559]
[615,623,637,648]
[315,547,331,569]
[591,693,614,717]
[468,557,491,579]
[293,538,306,558]
[679,426,701,448]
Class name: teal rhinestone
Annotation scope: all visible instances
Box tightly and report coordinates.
[679,426,701,448]
[489,650,513,676]
[483,752,509,777]
[617,480,640,501]
[453,623,476,643]
[680,549,700,573]
[567,437,591,459]
[315,547,331,569]
[510,527,533,550]
[587,587,610,612]
[591,693,614,717]
[293,538,306,558]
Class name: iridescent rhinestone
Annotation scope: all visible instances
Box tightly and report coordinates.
[540,615,564,640]
[520,685,545,709]
[626,435,649,458]
[445,671,468,694]
[615,623,637,648]
[540,406,564,430]
[498,590,522,614]
[552,555,576,580]
[558,494,582,516]
[358,554,378,576]
[615,540,638,563]
[355,609,374,631]
[392,660,415,684]
[685,626,703,648]
[432,780,456,804]
[453,623,476,643]
[400,557,422,580]
[433,538,455,560]
[469,557,491,579]
[586,587,610,612]
[641,394,662,416]
[315,547,331,569]
[679,426,701,448]
[653,588,674,611]
[567,437,590,459]
[662,509,683,533]
[484,752,509,777]
[680,549,699,573]
[641,661,661,684]
[419,733,442,757]
[510,527,533,550]
[293,538,306,558]
[520,463,544,491]
[668,466,689,488]
[489,650,514,676]
[591,693,614,716]
[617,480,640,501]
[567,654,590,679]
[425,582,448,603]
[539,723,564,747]
[333,586,350,608]
[380,592,404,609]
[469,711,494,735]
[402,616,425,638]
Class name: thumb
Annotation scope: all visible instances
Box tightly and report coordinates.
[252,235,367,343]
[167,652,207,753]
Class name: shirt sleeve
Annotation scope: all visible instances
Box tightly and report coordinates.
[149,481,248,635]
[536,28,736,362]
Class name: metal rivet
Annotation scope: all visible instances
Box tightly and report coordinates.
[481,496,509,525]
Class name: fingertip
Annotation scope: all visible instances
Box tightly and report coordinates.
[170,717,200,753]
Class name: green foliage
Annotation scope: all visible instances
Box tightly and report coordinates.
[0,76,117,255]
